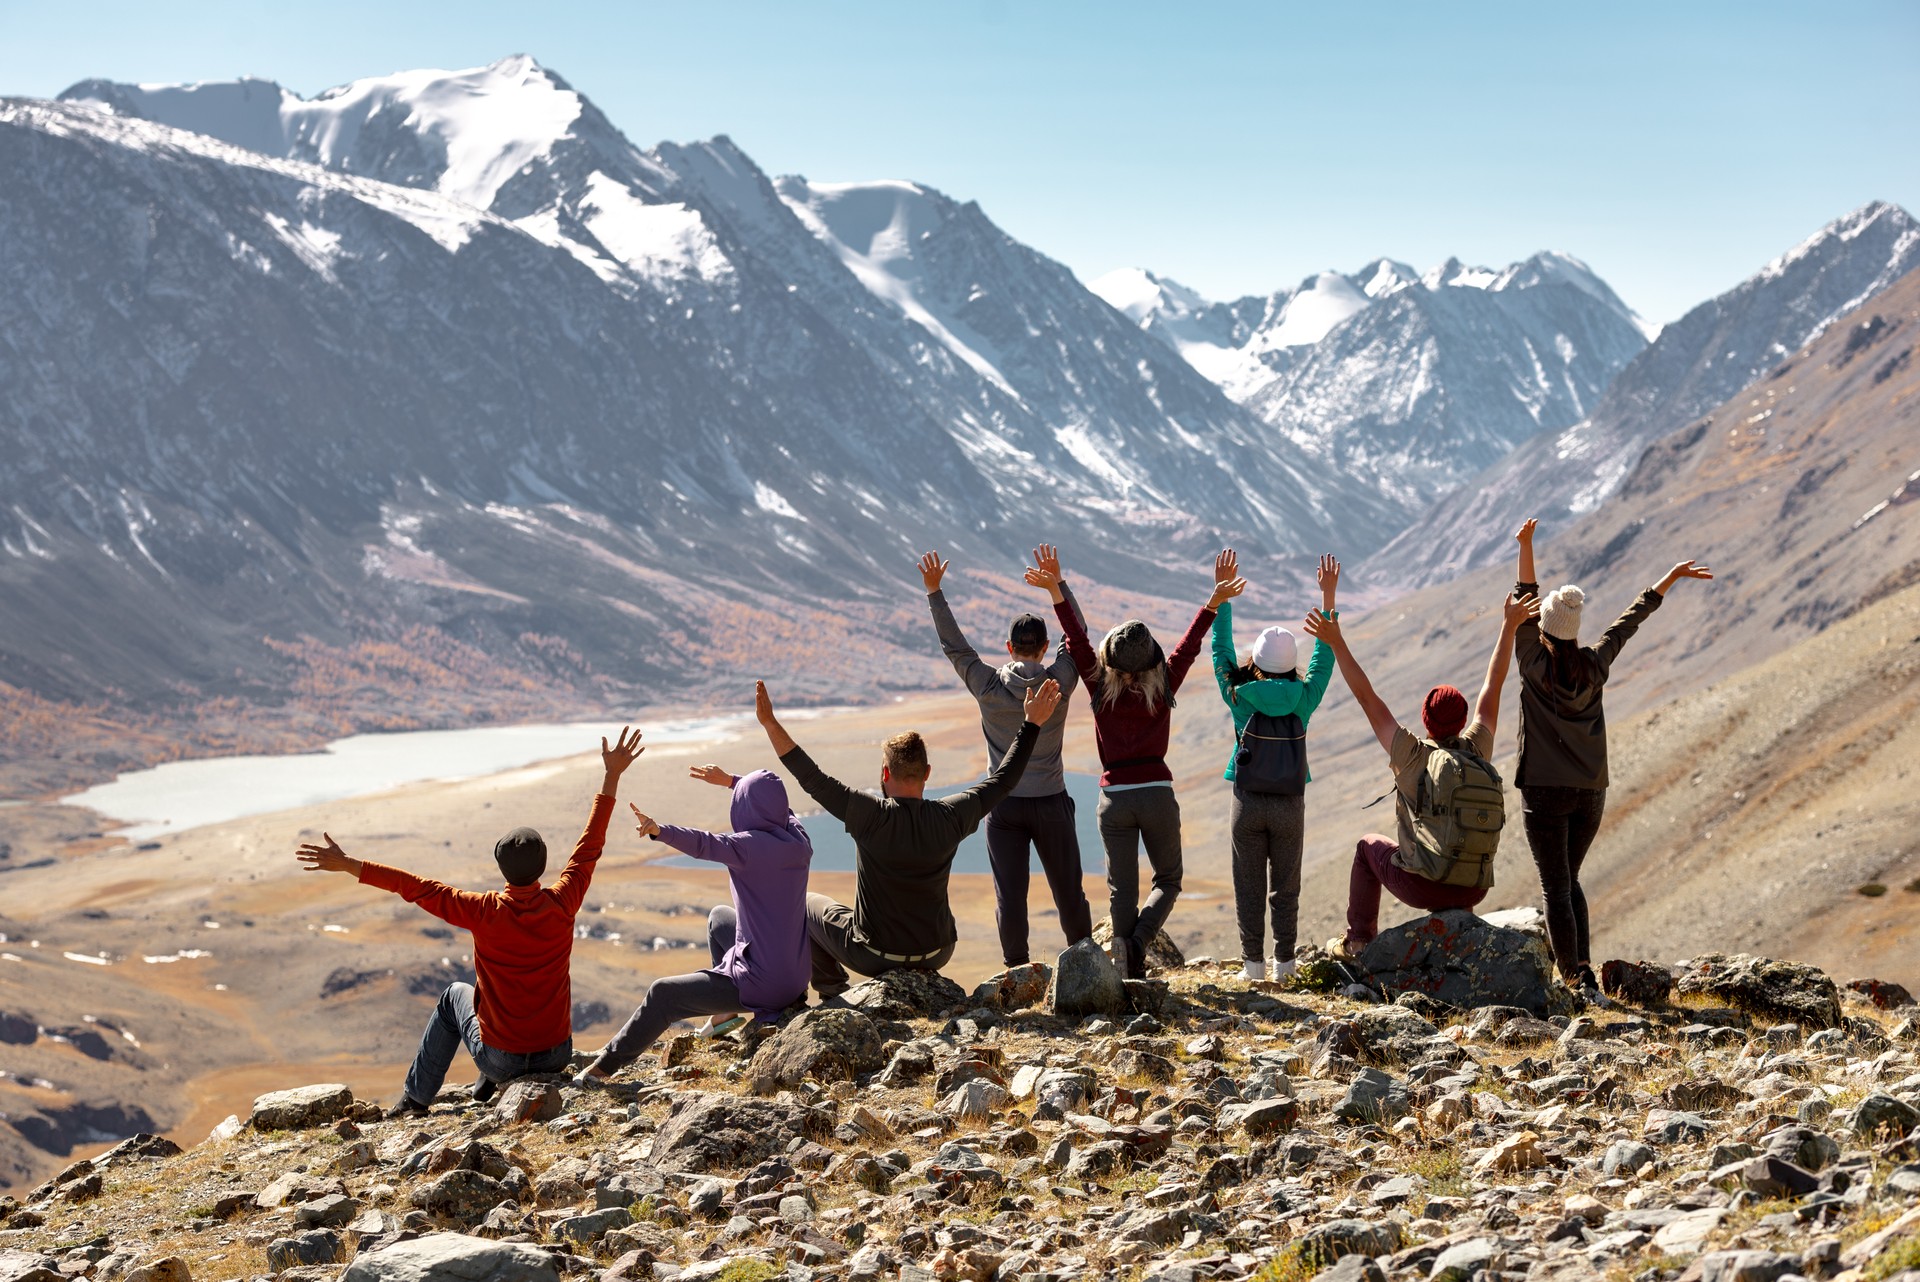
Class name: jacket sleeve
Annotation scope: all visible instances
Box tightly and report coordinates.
[944,720,1039,833]
[1167,605,1218,694]
[1211,601,1237,707]
[1050,581,1088,694]
[1296,630,1337,723]
[357,861,494,931]
[1594,587,1663,672]
[779,746,872,831]
[1053,596,1100,689]
[549,792,615,917]
[653,824,745,869]
[928,590,996,699]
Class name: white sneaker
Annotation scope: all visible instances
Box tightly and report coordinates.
[695,1015,747,1039]
[1271,959,1299,982]
[1242,959,1266,983]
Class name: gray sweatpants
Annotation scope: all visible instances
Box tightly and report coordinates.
[599,906,743,1068]
[1229,788,1305,962]
[1099,785,1183,964]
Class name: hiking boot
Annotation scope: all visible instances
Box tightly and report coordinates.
[1123,936,1147,980]
[385,1096,430,1120]
[1325,935,1362,962]
[1574,966,1615,1009]
[469,1076,498,1104]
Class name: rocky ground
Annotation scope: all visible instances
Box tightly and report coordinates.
[2,916,1917,1282]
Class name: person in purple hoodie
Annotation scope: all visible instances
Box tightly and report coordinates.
[573,764,813,1081]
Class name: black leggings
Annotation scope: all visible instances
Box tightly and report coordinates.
[1520,785,1607,978]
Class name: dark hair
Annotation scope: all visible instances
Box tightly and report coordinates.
[1539,634,1602,692]
[494,827,548,886]
[1007,613,1049,655]
[1227,660,1301,688]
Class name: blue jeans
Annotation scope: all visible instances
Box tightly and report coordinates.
[402,981,572,1107]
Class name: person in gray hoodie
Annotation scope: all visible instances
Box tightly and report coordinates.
[919,546,1094,967]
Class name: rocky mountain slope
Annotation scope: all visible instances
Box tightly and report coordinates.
[1370,201,1920,588]
[1092,253,1651,508]
[1,944,1916,1282]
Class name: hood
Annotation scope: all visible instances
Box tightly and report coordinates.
[997,658,1052,690]
[1232,674,1306,717]
[730,770,808,843]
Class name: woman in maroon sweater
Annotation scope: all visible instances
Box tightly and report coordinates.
[1025,544,1244,978]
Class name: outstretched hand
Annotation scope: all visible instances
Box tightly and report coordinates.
[601,726,644,777]
[630,802,662,840]
[917,551,949,593]
[1317,554,1340,611]
[1504,591,1541,630]
[689,764,735,788]
[1301,608,1342,647]
[296,833,362,878]
[1214,547,1238,585]
[1515,518,1538,544]
[1022,677,1063,725]
[755,680,777,726]
[1207,576,1247,611]
[1657,560,1714,594]
[1023,544,1065,603]
[1030,543,1062,581]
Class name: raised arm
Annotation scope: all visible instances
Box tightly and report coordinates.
[299,834,493,930]
[756,679,798,759]
[759,680,857,823]
[1301,611,1397,754]
[1030,546,1098,685]
[922,552,995,697]
[1515,519,1538,586]
[550,726,643,912]
[1172,567,1242,691]
[1475,593,1538,739]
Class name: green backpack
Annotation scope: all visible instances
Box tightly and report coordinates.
[1398,740,1506,889]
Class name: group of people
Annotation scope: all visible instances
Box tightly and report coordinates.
[295,522,1709,1113]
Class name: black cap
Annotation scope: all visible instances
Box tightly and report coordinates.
[494,827,548,886]
[1007,613,1049,653]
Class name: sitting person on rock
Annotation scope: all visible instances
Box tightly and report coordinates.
[1303,590,1535,958]
[755,677,1060,998]
[295,727,645,1116]
[574,762,814,1081]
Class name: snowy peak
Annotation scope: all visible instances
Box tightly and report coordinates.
[1759,199,1917,283]
[1087,266,1214,327]
[1490,251,1654,339]
[1250,271,1371,351]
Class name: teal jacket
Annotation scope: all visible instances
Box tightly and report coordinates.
[1211,601,1336,783]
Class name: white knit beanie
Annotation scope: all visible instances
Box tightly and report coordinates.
[1251,626,1298,675]
[1541,585,1585,641]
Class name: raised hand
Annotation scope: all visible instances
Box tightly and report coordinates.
[629,802,662,840]
[1022,677,1063,725]
[917,551,949,593]
[601,726,644,777]
[1317,554,1340,612]
[1658,560,1714,592]
[755,680,777,726]
[689,764,735,788]
[296,833,362,878]
[1023,547,1065,603]
[1504,591,1541,630]
[1214,547,1238,586]
[1515,518,1538,544]
[1207,576,1247,611]
[1031,543,1063,581]
[1301,609,1342,647]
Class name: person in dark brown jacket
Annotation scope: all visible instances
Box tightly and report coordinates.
[1512,519,1712,1000]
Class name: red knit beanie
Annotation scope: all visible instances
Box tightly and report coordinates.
[1422,685,1469,739]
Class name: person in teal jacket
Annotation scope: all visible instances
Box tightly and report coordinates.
[1211,551,1339,982]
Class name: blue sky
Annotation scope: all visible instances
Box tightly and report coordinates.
[4,1,1915,323]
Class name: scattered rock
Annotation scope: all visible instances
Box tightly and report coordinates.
[969,963,1051,1011]
[838,969,967,1019]
[1218,1097,1300,1136]
[1335,1068,1410,1124]
[1696,1251,1800,1282]
[1845,977,1916,1009]
[0,1251,63,1282]
[494,1079,564,1124]
[750,1008,886,1091]
[1478,1130,1547,1174]
[649,1092,818,1171]
[938,1079,1011,1119]
[1356,910,1557,1015]
[1048,939,1128,1018]
[1675,953,1843,1029]
[265,1230,343,1272]
[1853,1092,1920,1139]
[1091,920,1185,971]
[1296,1218,1403,1267]
[122,1258,192,1282]
[1600,959,1673,1006]
[1430,1237,1498,1282]
[249,1083,355,1130]
[340,1231,560,1281]
[408,1170,512,1222]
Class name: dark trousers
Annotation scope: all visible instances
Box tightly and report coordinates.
[985,790,1094,966]
[1099,785,1183,966]
[402,982,571,1107]
[1520,785,1607,978]
[1230,788,1305,962]
[1343,835,1487,947]
[805,892,955,997]
[598,906,744,1067]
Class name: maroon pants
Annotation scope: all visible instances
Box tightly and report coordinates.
[1345,834,1486,947]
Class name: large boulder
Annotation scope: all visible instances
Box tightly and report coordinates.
[342,1232,559,1281]
[1600,959,1673,1006]
[408,1170,512,1222]
[749,1009,885,1092]
[969,963,1052,1012]
[649,1092,820,1172]
[250,1084,354,1131]
[837,969,967,1019]
[1092,920,1185,972]
[0,1249,62,1282]
[1048,939,1127,1018]
[1357,911,1557,1015]
[1674,954,1843,1029]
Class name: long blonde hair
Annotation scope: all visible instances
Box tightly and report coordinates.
[1094,660,1171,714]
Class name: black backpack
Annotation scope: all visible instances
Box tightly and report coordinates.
[1232,700,1307,796]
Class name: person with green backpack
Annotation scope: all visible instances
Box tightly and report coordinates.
[1303,587,1538,957]
[1210,549,1339,983]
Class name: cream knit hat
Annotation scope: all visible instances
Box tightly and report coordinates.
[1541,585,1585,641]
[1251,626,1298,675]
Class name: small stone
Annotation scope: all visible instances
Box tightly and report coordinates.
[1048,939,1128,1018]
[1217,1097,1300,1136]
[750,1008,886,1091]
[123,1258,192,1282]
[294,1193,358,1227]
[939,1079,1011,1119]
[969,963,1052,1011]
[1476,1129,1546,1174]
[1696,1250,1800,1282]
[552,1206,630,1243]
[1335,1067,1410,1124]
[494,1079,564,1124]
[249,1083,354,1130]
[408,1169,512,1222]
[264,1230,343,1273]
[1852,1092,1920,1139]
[1737,1155,1821,1199]
[1600,960,1673,1006]
[1429,1238,1497,1282]
[338,1231,559,1281]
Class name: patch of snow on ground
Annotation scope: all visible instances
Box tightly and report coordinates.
[1053,423,1133,492]
[753,482,805,520]
[580,173,732,283]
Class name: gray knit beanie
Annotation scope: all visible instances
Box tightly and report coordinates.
[1100,620,1164,674]
[1541,585,1585,641]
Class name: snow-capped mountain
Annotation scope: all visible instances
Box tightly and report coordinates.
[1093,252,1652,508]
[0,58,1392,737]
[1370,200,1920,588]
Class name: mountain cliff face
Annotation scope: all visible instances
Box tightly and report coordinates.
[1093,252,1651,509]
[0,59,1391,763]
[1369,200,1920,587]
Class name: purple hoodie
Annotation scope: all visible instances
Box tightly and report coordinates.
[651,770,812,1018]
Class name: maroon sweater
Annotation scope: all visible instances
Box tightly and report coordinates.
[1054,599,1215,787]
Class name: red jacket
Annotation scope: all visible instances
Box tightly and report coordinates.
[358,793,612,1053]
[1054,599,1215,787]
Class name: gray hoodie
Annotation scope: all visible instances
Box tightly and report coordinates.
[927,583,1085,799]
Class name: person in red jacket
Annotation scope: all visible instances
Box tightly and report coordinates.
[1025,544,1244,978]
[296,726,645,1116]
